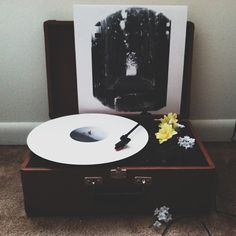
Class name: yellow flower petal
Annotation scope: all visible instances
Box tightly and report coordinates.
[160,113,179,129]
[155,123,177,144]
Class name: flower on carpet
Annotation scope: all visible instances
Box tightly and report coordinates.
[153,206,172,228]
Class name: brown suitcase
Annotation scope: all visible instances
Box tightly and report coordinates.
[20,21,215,216]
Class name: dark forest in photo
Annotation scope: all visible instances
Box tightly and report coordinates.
[92,7,171,112]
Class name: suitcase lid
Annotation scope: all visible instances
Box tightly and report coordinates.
[44,20,194,119]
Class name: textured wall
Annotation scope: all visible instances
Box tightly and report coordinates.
[0,0,235,123]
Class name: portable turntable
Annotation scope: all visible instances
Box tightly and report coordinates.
[20,20,216,216]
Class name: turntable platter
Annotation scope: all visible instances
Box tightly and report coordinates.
[27,113,149,165]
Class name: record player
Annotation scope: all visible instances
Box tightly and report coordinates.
[20,20,216,216]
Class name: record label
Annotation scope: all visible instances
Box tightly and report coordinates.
[27,113,149,165]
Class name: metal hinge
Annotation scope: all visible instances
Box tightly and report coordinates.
[134,176,152,185]
[110,167,127,179]
[84,177,103,186]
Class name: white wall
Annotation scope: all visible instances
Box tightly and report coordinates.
[0,0,236,143]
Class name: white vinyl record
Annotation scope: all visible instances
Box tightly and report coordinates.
[27,113,149,165]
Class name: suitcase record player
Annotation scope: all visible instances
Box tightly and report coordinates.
[20,20,216,216]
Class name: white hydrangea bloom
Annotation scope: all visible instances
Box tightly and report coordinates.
[153,206,172,228]
[154,208,160,216]
[153,220,162,228]
[178,136,195,149]
[160,206,169,212]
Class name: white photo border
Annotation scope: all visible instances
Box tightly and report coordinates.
[73,5,188,114]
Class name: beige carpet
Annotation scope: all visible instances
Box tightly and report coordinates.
[0,143,236,236]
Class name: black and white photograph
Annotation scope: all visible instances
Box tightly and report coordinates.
[70,126,108,142]
[74,5,187,114]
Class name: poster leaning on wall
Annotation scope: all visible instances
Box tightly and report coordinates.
[73,5,187,114]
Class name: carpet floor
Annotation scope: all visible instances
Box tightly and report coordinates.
[0,143,235,236]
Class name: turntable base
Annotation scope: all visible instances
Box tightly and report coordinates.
[20,20,216,216]
[21,121,215,216]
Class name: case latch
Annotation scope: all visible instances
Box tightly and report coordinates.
[84,177,103,186]
[110,167,127,179]
[134,176,152,185]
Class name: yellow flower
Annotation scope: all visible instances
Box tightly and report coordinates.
[159,112,178,129]
[155,123,177,144]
